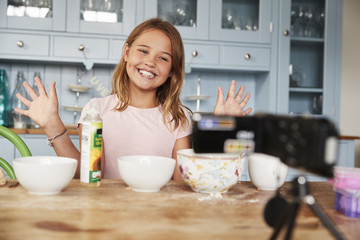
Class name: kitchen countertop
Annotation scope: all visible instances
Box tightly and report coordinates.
[8,128,360,139]
[0,179,359,240]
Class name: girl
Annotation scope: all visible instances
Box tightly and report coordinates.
[15,18,252,180]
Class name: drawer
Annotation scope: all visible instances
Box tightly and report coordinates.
[221,46,270,69]
[0,33,49,56]
[53,36,109,59]
[184,43,219,66]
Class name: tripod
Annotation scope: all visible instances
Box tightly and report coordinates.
[269,175,345,240]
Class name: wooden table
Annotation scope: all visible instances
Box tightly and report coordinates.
[0,180,359,240]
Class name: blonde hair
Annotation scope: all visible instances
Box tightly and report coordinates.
[111,18,190,131]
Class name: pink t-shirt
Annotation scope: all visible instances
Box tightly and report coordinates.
[78,95,192,179]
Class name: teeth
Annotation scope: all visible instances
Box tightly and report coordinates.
[139,70,155,78]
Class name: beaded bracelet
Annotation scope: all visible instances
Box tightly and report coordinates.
[47,129,68,147]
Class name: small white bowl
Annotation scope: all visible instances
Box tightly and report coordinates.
[248,153,288,190]
[117,155,175,192]
[13,156,77,195]
[177,149,245,193]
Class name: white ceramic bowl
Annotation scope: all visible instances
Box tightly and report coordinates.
[248,153,288,190]
[117,155,175,192]
[13,156,77,195]
[177,149,245,193]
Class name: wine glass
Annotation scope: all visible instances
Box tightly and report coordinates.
[222,8,236,29]
[174,1,188,26]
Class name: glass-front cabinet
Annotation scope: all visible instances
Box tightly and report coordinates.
[66,0,136,35]
[277,0,342,125]
[209,0,272,43]
[141,0,210,40]
[1,0,66,31]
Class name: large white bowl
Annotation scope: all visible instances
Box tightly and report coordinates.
[177,149,245,193]
[117,155,175,192]
[13,156,77,195]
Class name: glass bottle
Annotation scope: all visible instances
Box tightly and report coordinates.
[10,71,28,129]
[0,69,10,127]
[31,72,41,128]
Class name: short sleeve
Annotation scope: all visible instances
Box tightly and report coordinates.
[176,107,192,139]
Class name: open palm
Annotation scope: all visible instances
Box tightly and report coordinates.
[213,80,252,117]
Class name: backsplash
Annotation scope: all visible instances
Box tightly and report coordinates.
[0,62,256,126]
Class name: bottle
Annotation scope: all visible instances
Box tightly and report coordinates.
[10,71,28,129]
[0,69,10,127]
[30,72,40,128]
[80,101,102,186]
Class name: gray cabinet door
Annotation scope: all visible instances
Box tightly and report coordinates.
[277,0,342,127]
[66,0,136,36]
[2,0,66,31]
[142,0,210,40]
[209,0,272,43]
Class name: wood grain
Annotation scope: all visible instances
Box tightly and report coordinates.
[0,179,359,240]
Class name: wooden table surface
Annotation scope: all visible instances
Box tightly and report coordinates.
[0,179,359,240]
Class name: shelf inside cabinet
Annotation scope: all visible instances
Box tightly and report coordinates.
[289,87,323,93]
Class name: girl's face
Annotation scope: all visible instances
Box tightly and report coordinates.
[124,29,172,95]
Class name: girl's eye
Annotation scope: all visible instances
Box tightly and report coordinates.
[160,56,169,62]
[138,49,147,54]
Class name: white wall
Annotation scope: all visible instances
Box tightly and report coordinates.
[340,0,360,167]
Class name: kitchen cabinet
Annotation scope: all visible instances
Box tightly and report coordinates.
[209,0,272,43]
[0,32,50,57]
[141,0,210,40]
[277,0,342,126]
[140,0,272,43]
[66,0,136,36]
[1,0,66,31]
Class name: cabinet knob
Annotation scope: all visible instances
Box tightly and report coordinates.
[78,44,85,51]
[16,41,24,48]
[283,30,290,36]
[244,53,251,60]
[192,50,198,57]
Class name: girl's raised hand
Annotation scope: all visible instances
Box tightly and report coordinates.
[14,77,61,131]
[213,80,252,117]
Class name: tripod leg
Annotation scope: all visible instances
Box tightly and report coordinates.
[284,200,301,240]
[304,195,345,240]
[269,203,291,240]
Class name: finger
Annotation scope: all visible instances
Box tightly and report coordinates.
[22,81,38,100]
[239,92,251,109]
[16,93,32,108]
[49,82,58,100]
[215,86,224,106]
[234,85,245,102]
[14,107,29,116]
[227,80,236,99]
[240,107,252,117]
[35,76,48,97]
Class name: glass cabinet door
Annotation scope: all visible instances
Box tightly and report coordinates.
[4,0,66,31]
[278,0,341,124]
[209,0,271,43]
[142,0,210,40]
[289,0,325,116]
[66,0,136,36]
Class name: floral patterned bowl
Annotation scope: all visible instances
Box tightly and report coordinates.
[177,149,245,193]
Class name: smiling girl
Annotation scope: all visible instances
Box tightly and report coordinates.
[15,18,252,180]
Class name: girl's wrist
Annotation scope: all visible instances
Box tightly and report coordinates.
[42,116,66,138]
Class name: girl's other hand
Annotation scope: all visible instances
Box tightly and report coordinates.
[213,80,252,117]
[14,77,61,131]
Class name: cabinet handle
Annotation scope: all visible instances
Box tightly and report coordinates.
[244,53,251,60]
[192,50,198,57]
[16,41,24,48]
[283,30,290,36]
[78,44,85,51]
